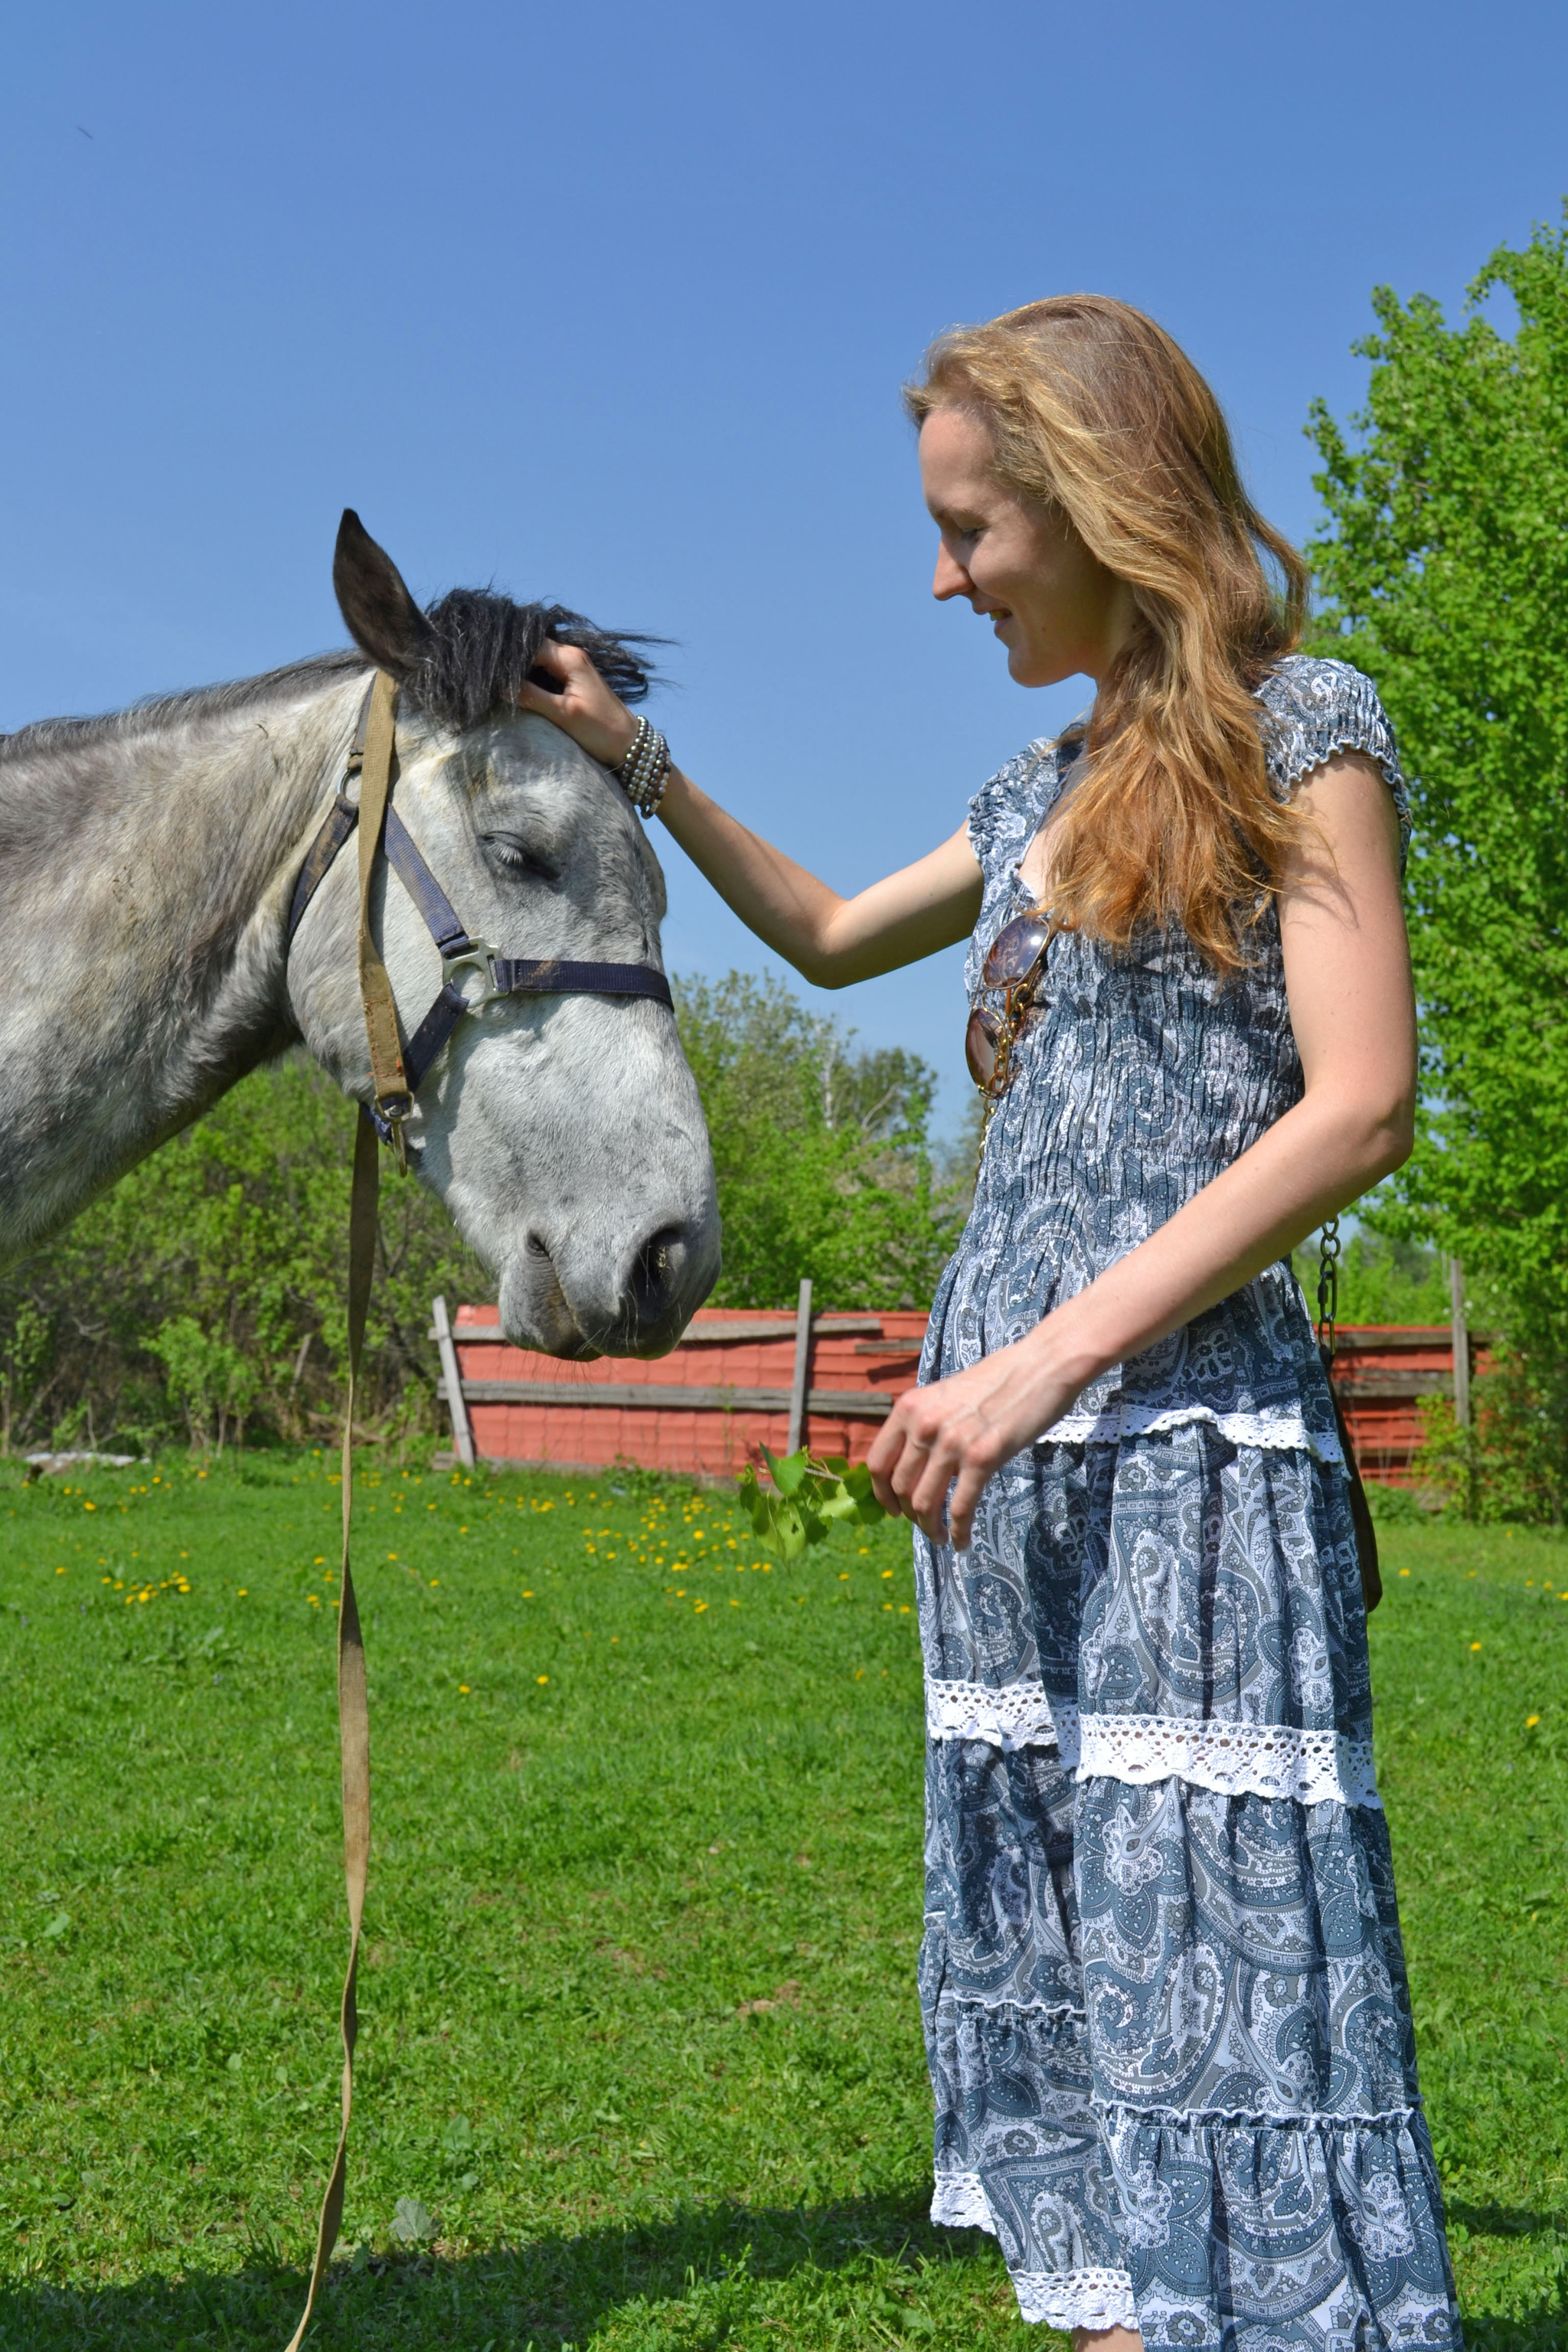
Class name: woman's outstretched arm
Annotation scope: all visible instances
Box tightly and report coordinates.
[867,753,1416,1548]
[514,643,984,985]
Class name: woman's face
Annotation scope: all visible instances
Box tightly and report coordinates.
[919,404,1132,688]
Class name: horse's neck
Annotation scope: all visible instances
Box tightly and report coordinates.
[0,677,361,1257]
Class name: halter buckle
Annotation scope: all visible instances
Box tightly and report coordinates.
[441,939,504,1008]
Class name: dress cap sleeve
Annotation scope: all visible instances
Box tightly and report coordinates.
[965,738,1057,884]
[1256,655,1410,866]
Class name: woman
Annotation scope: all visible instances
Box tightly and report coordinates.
[518,296,1461,2352]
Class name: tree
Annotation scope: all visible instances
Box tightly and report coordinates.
[673,970,964,1309]
[1306,211,1568,1348]
[0,1055,480,1453]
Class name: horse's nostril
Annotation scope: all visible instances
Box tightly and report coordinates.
[630,1223,684,1312]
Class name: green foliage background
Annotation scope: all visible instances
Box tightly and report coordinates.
[1307,207,1568,1511]
[0,974,964,1456]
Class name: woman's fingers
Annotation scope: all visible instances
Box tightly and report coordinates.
[869,1370,1027,1547]
[511,642,639,766]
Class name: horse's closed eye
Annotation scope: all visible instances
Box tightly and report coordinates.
[479,833,561,886]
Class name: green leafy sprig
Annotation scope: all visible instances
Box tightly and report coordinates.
[737,1446,889,1561]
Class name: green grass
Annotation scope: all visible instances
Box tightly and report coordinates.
[0,1452,1563,2350]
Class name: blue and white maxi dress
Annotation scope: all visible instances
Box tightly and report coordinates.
[916,656,1462,2349]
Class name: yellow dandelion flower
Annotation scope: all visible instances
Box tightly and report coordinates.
[83,1501,96,1513]
[1400,1568,1410,1576]
[1469,1641,1481,1651]
[55,1566,66,1576]
[459,1684,470,1695]
[880,1569,893,1580]
[237,1589,247,1597]
[537,1674,549,1684]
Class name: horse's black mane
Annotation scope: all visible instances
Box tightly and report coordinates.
[0,590,658,763]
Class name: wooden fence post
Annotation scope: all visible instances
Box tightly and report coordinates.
[786,1278,813,1455]
[1449,1256,1471,1429]
[430,1294,476,1469]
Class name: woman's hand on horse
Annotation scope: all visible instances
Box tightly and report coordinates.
[866,1335,1085,1550]
[512,641,639,770]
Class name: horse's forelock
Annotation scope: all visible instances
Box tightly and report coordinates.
[403,589,659,734]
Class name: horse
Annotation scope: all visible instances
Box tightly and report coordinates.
[0,514,720,1355]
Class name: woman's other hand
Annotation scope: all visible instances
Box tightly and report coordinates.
[513,640,639,770]
[867,1334,1088,1551]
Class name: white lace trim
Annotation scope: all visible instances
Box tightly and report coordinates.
[1078,1712,1381,1808]
[932,2177,1138,2328]
[926,1678,1080,1756]
[931,2169,995,2232]
[1014,2268,1140,2332]
[926,1684,1381,1806]
[1040,1398,1344,1462]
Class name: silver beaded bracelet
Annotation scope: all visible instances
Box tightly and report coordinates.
[614,716,671,817]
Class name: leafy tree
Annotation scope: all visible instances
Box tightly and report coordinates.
[0,1056,479,1453]
[1305,211,1568,1356]
[672,970,964,1310]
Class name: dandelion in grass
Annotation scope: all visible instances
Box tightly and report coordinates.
[459,1685,470,1696]
[537,1675,549,1685]
[1470,1642,1482,1651]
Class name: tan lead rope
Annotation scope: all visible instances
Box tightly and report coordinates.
[284,671,402,2352]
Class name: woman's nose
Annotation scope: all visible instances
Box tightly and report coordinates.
[932,543,972,603]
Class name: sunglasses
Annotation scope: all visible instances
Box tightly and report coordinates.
[965,910,1054,1097]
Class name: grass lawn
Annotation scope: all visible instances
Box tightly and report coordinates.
[0,1449,1563,2350]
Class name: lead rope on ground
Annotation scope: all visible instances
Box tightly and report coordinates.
[283,671,401,2352]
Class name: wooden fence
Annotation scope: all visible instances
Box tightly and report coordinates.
[433,1290,1481,1487]
[432,1283,926,1478]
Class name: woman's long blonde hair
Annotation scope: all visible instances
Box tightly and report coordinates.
[904,296,1308,970]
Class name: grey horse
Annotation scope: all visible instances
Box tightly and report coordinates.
[0,516,720,1357]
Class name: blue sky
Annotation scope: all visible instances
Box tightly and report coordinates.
[4,0,1565,1135]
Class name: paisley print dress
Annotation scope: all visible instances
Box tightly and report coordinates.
[916,657,1462,2349]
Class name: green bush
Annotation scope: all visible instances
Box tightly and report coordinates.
[0,1055,480,1457]
[1416,1344,1568,1526]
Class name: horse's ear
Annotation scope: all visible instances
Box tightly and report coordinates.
[333,510,435,677]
